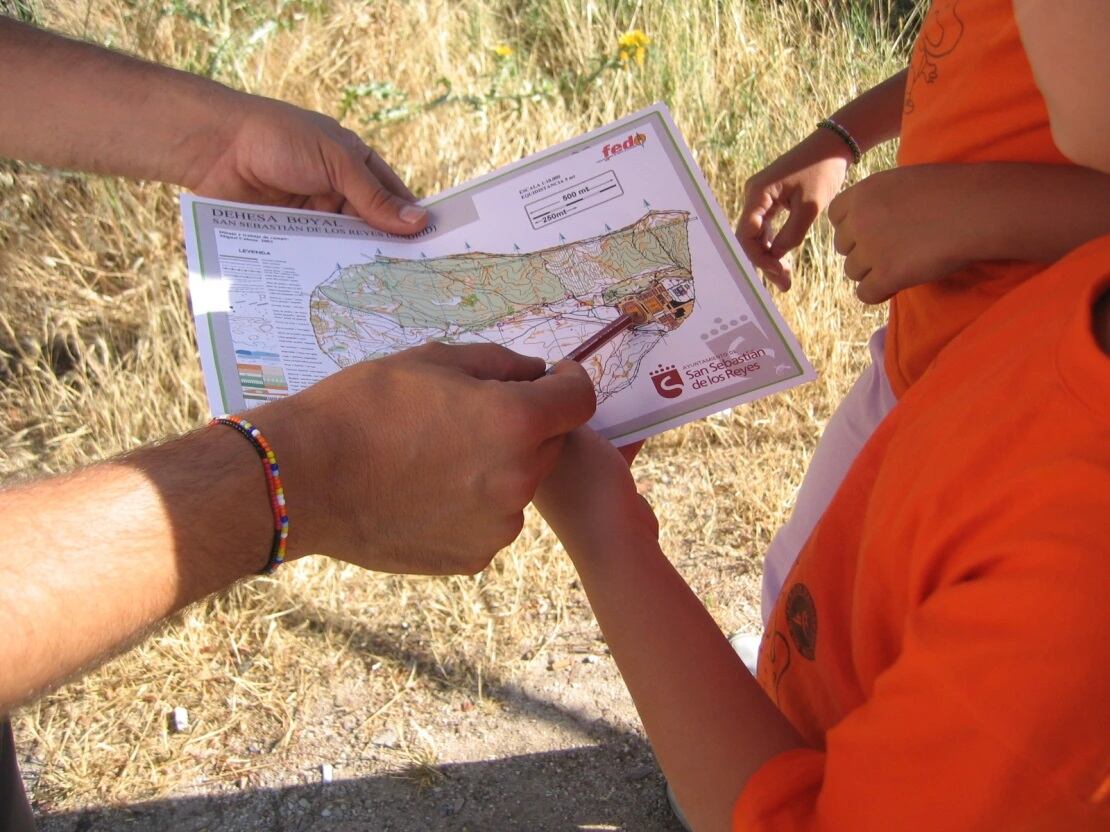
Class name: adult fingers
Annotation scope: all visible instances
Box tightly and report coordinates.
[303,193,345,214]
[426,342,546,382]
[366,149,418,202]
[515,360,597,439]
[333,146,428,234]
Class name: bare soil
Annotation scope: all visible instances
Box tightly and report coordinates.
[32,641,690,831]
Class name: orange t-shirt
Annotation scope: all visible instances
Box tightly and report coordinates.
[737,236,1110,830]
[886,0,1071,396]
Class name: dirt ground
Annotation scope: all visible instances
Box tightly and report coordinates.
[28,617,728,831]
[34,693,679,830]
[26,568,765,831]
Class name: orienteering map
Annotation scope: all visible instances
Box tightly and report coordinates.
[183,104,813,443]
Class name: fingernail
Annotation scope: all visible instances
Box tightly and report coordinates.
[399,204,427,224]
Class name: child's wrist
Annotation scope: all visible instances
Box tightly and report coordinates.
[554,494,659,559]
[562,518,662,573]
[803,126,856,167]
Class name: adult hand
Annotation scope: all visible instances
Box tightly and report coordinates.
[0,20,426,234]
[828,164,972,303]
[183,94,428,236]
[736,129,853,290]
[252,343,596,575]
[533,428,657,555]
[0,343,593,708]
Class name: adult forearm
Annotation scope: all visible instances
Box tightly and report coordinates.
[0,17,237,185]
[957,163,1110,265]
[828,67,907,153]
[568,537,803,832]
[0,427,272,711]
[0,345,598,713]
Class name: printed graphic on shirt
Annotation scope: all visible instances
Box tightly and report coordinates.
[905,0,965,115]
[785,582,818,661]
[767,631,792,700]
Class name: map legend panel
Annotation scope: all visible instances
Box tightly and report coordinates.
[526,171,623,229]
[235,349,289,404]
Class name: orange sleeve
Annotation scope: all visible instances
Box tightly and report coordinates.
[734,469,1110,831]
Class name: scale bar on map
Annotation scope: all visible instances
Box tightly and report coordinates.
[525,171,623,229]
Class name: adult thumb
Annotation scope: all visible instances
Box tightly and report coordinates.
[337,150,429,235]
[523,360,597,439]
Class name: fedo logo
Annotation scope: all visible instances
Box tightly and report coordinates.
[650,363,684,399]
[601,132,648,161]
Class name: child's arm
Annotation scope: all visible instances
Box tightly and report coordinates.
[737,68,907,289]
[534,430,804,832]
[827,162,1110,303]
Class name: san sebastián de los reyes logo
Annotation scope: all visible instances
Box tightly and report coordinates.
[650,364,684,399]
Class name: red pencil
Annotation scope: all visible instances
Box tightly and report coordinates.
[566,312,639,363]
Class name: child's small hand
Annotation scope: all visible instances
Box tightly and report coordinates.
[737,129,854,290]
[533,428,658,555]
[828,165,973,303]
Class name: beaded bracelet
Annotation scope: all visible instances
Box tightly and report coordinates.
[210,415,289,574]
[817,118,862,164]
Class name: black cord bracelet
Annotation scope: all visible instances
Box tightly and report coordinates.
[817,118,862,164]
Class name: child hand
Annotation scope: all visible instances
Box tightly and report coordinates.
[533,429,658,555]
[736,129,854,290]
[828,165,973,303]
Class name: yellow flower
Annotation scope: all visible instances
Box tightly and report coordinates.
[492,43,514,59]
[618,29,651,66]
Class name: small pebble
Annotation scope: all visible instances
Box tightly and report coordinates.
[372,728,399,748]
[170,707,189,733]
[321,763,334,784]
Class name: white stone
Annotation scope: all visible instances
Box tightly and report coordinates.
[171,707,189,733]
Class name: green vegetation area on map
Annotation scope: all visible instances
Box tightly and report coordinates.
[312,210,691,335]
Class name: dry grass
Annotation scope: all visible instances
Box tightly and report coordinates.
[2,0,913,813]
